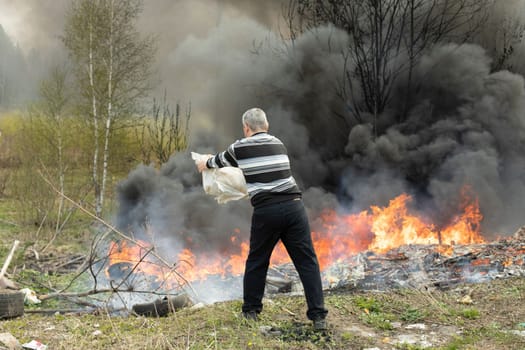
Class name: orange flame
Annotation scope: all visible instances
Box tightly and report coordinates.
[175,241,249,281]
[106,239,177,285]
[107,188,485,282]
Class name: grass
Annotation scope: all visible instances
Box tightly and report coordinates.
[0,277,524,349]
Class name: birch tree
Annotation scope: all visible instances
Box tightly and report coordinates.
[63,0,156,217]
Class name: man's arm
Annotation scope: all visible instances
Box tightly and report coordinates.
[195,142,238,173]
[206,144,239,169]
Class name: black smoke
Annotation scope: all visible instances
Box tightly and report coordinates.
[344,43,525,236]
[117,12,525,257]
[115,152,252,259]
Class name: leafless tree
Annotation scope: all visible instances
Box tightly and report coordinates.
[11,65,87,236]
[287,0,490,135]
[473,2,525,72]
[137,95,191,166]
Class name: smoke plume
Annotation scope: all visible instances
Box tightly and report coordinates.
[112,0,525,260]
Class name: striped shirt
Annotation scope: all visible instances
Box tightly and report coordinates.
[206,132,301,207]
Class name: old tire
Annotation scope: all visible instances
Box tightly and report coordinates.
[132,294,193,317]
[0,289,24,319]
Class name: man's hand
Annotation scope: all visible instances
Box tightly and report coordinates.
[196,155,213,173]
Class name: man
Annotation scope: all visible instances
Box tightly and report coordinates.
[196,107,328,331]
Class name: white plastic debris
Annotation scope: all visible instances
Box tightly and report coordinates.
[92,330,103,337]
[191,152,248,203]
[22,340,47,350]
[20,288,41,305]
[511,330,525,337]
[405,323,427,330]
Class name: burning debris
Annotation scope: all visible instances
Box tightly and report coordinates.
[321,229,525,292]
[12,195,521,317]
[100,219,525,314]
[97,149,525,314]
[264,225,525,295]
[91,182,525,313]
[110,13,525,292]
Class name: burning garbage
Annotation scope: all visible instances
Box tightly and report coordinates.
[101,189,525,310]
[320,231,525,292]
[72,148,515,319]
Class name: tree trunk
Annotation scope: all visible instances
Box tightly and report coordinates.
[98,0,115,218]
[88,20,101,217]
[56,113,64,234]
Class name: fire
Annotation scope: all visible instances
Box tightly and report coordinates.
[106,233,250,287]
[106,239,176,284]
[305,189,484,269]
[107,188,485,283]
[176,241,249,280]
[369,191,484,253]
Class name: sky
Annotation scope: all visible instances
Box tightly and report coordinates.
[0,0,67,50]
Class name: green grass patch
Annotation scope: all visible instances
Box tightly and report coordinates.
[460,308,480,319]
[400,307,427,323]
[360,311,395,330]
[353,295,383,313]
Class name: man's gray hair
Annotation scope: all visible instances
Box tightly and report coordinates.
[242,108,269,131]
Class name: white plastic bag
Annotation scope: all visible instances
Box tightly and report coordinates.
[20,288,41,305]
[191,152,248,203]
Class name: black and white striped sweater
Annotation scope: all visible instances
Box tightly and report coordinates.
[206,132,301,207]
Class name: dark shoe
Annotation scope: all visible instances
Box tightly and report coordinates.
[242,311,258,321]
[313,318,327,331]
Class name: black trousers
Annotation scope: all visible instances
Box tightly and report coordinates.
[241,199,328,320]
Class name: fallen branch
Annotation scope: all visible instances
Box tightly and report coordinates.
[37,170,204,305]
[37,169,194,292]
[38,171,170,265]
[0,240,20,278]
[53,255,87,272]
[281,306,296,316]
[39,288,186,301]
[39,288,116,300]
[0,240,20,287]
[24,308,97,315]
[24,306,127,315]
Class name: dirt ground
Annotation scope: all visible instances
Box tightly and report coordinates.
[1,276,524,349]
